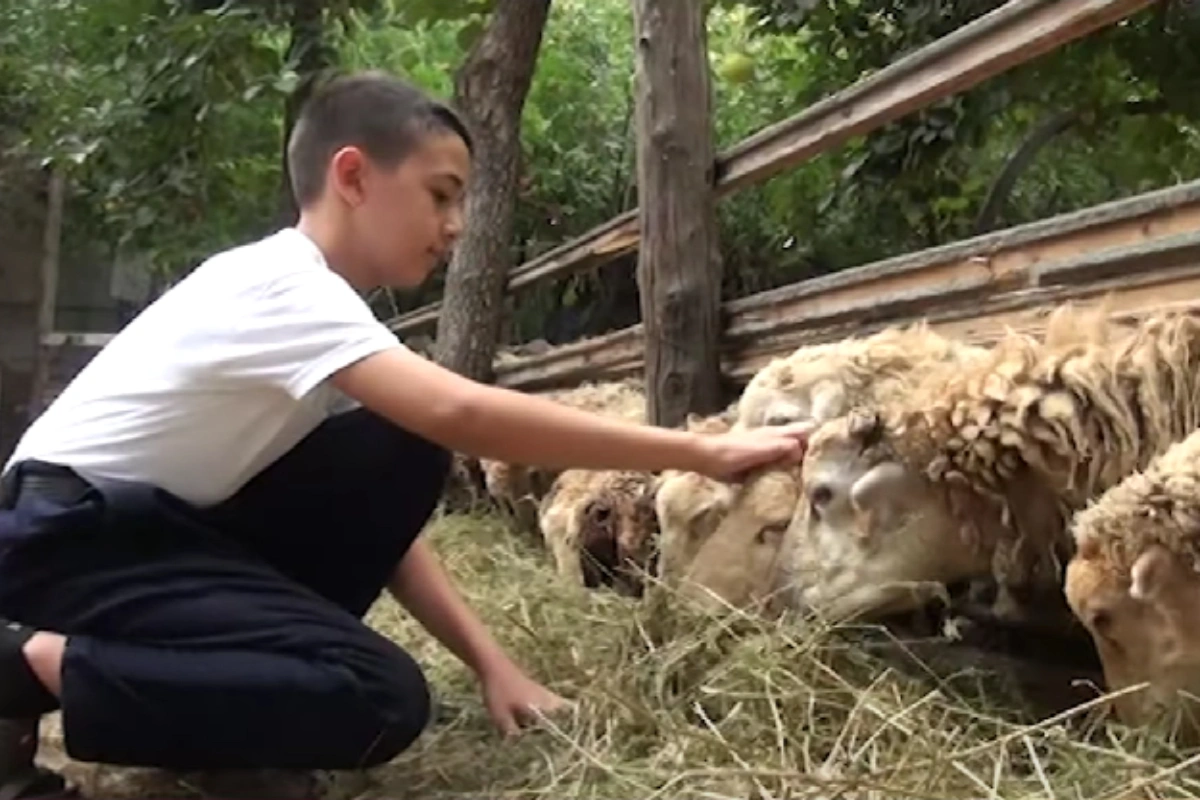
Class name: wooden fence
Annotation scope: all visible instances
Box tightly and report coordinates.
[386,0,1160,353]
[492,180,1200,390]
[32,0,1171,414]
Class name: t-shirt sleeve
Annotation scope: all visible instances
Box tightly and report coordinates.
[214,266,405,399]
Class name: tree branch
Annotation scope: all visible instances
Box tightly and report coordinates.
[973,98,1168,235]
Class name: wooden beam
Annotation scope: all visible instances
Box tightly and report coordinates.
[492,177,1200,391]
[386,0,1159,337]
[630,0,725,426]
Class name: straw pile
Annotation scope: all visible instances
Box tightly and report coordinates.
[36,510,1200,798]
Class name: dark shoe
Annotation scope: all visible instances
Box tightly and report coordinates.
[0,718,79,799]
[0,621,58,720]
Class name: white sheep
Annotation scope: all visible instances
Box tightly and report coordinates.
[653,323,988,609]
[786,302,1200,626]
[734,323,989,430]
[652,411,737,585]
[536,407,741,596]
[672,465,803,617]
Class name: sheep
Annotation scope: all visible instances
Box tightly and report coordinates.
[786,303,1200,626]
[537,467,660,597]
[653,325,987,603]
[1064,425,1200,740]
[734,323,990,430]
[534,407,741,597]
[653,411,737,584]
[673,465,803,617]
[479,378,648,534]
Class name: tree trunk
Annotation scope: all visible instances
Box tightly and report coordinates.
[28,167,65,423]
[434,0,553,381]
[630,0,724,428]
[277,1,330,226]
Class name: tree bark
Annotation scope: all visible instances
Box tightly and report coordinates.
[28,167,64,423]
[630,0,725,428]
[434,0,553,381]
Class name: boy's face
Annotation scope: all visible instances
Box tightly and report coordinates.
[338,130,472,288]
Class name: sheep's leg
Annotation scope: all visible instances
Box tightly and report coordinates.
[550,533,586,587]
[513,495,542,541]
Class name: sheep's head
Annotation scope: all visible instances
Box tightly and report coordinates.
[736,349,848,428]
[788,410,983,623]
[677,467,801,616]
[654,468,733,584]
[1066,479,1200,742]
[578,474,660,597]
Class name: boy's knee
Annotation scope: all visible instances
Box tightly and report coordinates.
[354,641,434,767]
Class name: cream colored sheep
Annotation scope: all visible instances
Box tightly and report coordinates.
[537,468,659,597]
[674,466,802,617]
[652,411,738,584]
[734,323,989,430]
[1064,425,1200,741]
[786,303,1200,625]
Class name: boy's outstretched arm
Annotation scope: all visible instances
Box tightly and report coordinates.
[332,345,810,480]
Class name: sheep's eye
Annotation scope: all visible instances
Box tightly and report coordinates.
[756,522,789,545]
[1090,608,1112,634]
[809,484,833,518]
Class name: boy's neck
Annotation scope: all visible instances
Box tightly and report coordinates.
[294,209,374,291]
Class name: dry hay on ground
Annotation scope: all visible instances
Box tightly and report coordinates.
[36,511,1200,799]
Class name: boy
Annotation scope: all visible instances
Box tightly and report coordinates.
[0,71,811,798]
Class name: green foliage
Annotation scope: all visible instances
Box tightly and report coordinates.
[6,0,1200,346]
[0,0,294,275]
[722,0,1200,266]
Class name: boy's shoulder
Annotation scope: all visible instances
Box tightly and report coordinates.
[160,227,366,322]
[189,227,324,290]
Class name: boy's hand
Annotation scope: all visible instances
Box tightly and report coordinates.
[479,658,570,737]
[696,421,814,482]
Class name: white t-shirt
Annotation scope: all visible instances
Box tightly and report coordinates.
[3,227,405,507]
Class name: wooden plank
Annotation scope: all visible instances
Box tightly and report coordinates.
[386,0,1158,337]
[493,188,1200,391]
[713,0,1158,194]
[631,0,726,426]
[724,247,1200,381]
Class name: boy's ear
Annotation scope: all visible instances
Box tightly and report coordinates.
[330,146,369,206]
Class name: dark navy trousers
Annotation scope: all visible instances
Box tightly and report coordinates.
[0,407,450,770]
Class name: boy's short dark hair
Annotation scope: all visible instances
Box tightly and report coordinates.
[286,70,473,208]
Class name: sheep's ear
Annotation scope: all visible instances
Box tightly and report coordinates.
[1130,544,1174,602]
[849,462,916,539]
[762,400,804,427]
[809,382,845,423]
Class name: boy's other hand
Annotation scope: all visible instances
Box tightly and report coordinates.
[479,658,571,737]
[696,421,814,482]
